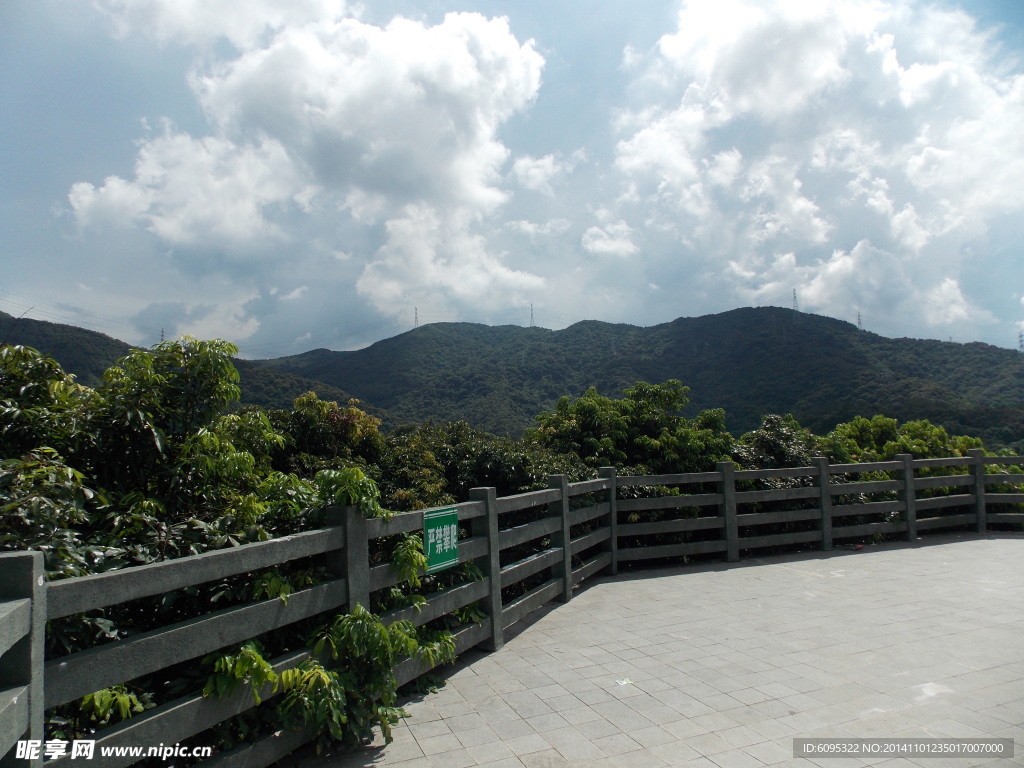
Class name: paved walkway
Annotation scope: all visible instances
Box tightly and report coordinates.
[300,534,1024,767]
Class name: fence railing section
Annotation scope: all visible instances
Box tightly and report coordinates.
[2,451,1022,766]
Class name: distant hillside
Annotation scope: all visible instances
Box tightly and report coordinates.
[254,308,1024,446]
[7,307,1024,448]
[0,311,374,417]
[0,310,132,387]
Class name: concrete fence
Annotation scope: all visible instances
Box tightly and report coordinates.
[2,450,1023,766]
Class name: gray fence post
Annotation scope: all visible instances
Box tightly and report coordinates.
[716,462,739,562]
[599,467,618,575]
[896,454,917,542]
[813,457,833,551]
[327,506,369,610]
[969,448,987,533]
[548,475,573,602]
[468,488,504,651]
[0,551,45,768]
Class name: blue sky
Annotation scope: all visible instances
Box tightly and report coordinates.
[2,0,1023,357]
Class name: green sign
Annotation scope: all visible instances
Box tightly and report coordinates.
[424,507,460,573]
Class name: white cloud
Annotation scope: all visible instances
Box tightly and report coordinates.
[655,0,867,120]
[741,157,831,245]
[608,0,1023,337]
[705,149,743,189]
[581,214,638,257]
[507,218,571,236]
[510,151,582,195]
[355,204,545,313]
[729,239,994,329]
[70,132,302,247]
[281,286,309,301]
[42,0,1024,352]
[923,277,975,325]
[193,13,543,216]
[96,0,349,48]
[70,10,545,320]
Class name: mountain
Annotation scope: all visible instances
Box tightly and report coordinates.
[0,310,132,387]
[0,311,371,416]
[7,307,1024,447]
[253,308,1024,445]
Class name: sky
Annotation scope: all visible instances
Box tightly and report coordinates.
[2,0,1023,358]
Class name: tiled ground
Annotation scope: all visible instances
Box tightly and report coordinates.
[299,534,1024,767]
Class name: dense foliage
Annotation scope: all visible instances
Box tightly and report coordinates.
[10,307,1024,450]
[252,308,1024,448]
[1,334,1012,765]
[0,341,436,762]
[530,380,733,474]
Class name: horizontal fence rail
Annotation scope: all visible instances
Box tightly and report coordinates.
[2,451,1024,766]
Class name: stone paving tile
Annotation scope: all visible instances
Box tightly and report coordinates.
[414,733,462,756]
[504,733,552,757]
[455,725,502,749]
[590,732,644,756]
[475,759,527,768]
[425,747,475,768]
[314,536,1024,768]
[490,718,534,740]
[516,750,569,767]
[466,740,518,764]
[407,720,451,740]
[740,738,793,765]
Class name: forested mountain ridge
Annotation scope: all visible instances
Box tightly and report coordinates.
[256,307,1024,446]
[0,309,133,387]
[5,307,1023,447]
[0,310,371,415]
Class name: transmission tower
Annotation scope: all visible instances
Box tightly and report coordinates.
[792,289,798,312]
[857,312,862,331]
[530,303,535,328]
[414,308,418,329]
[1018,330,1023,353]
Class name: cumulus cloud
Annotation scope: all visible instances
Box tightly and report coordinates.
[133,298,259,342]
[507,218,572,236]
[510,151,582,195]
[581,211,639,257]
[193,13,543,215]
[609,0,1024,331]
[70,7,546,328]
[52,0,1024,352]
[96,0,349,48]
[70,131,303,247]
[356,204,545,313]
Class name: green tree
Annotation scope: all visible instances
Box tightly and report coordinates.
[733,414,827,470]
[529,380,733,473]
[828,414,983,462]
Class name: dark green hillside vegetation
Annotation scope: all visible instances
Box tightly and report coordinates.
[0,341,455,760]
[3,333,1018,765]
[233,357,386,420]
[6,307,1024,446]
[0,309,132,386]
[0,311,392,421]
[252,308,1024,448]
[529,379,733,474]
